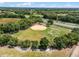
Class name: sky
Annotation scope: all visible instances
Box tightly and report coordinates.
[0,2,79,8]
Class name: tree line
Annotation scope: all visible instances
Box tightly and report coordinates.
[0,13,25,18]
[53,28,79,49]
[0,15,53,34]
[0,19,31,34]
[0,34,49,50]
[0,28,78,50]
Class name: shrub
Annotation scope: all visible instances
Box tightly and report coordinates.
[53,36,67,49]
[0,34,12,46]
[20,40,31,48]
[31,41,39,49]
[39,37,49,50]
[53,31,79,49]
[7,37,18,47]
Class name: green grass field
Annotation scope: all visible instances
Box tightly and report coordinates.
[12,25,71,41]
[13,28,44,41]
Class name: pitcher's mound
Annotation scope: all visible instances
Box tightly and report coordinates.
[30,24,47,30]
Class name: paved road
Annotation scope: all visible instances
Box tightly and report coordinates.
[53,21,79,29]
[71,46,79,57]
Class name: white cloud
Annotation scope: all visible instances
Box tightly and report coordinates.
[16,2,31,7]
[0,2,5,4]
[37,4,59,8]
[15,2,79,8]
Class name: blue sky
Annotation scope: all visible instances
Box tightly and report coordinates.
[0,2,79,8]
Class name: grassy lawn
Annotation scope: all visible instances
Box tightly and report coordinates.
[0,47,71,57]
[44,25,71,40]
[12,25,71,41]
[13,28,44,41]
[33,14,43,17]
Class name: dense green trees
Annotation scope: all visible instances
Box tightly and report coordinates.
[17,19,31,30]
[20,40,31,48]
[29,15,43,24]
[0,34,18,46]
[7,37,18,47]
[0,23,19,33]
[0,33,78,50]
[58,15,79,23]
[0,18,32,33]
[72,28,79,34]
[53,36,67,49]
[46,19,53,26]
[0,34,10,46]
[0,13,25,18]
[39,37,49,50]
[53,31,79,49]
[0,15,44,34]
[31,41,39,50]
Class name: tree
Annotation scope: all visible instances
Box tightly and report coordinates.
[7,37,18,47]
[53,37,67,49]
[20,40,31,48]
[72,28,79,34]
[31,41,39,50]
[0,34,12,46]
[17,19,30,30]
[53,31,79,49]
[67,32,79,46]
[29,15,43,23]
[39,37,49,50]
[58,15,77,23]
[46,19,53,26]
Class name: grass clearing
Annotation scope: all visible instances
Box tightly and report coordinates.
[13,28,44,41]
[0,18,20,23]
[44,25,71,40]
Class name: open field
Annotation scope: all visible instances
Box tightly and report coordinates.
[12,25,71,41]
[0,18,20,23]
[44,25,72,40]
[12,28,44,41]
[0,47,72,57]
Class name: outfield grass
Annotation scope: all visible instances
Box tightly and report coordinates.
[12,25,71,41]
[0,47,71,57]
[13,28,44,41]
[44,25,71,40]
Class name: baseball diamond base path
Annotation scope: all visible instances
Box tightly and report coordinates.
[71,46,79,57]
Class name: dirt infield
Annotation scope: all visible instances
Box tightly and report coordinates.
[30,24,47,30]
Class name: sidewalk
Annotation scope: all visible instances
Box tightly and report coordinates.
[71,46,79,57]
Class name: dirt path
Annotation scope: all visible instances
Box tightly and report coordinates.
[71,46,79,57]
[30,24,47,30]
